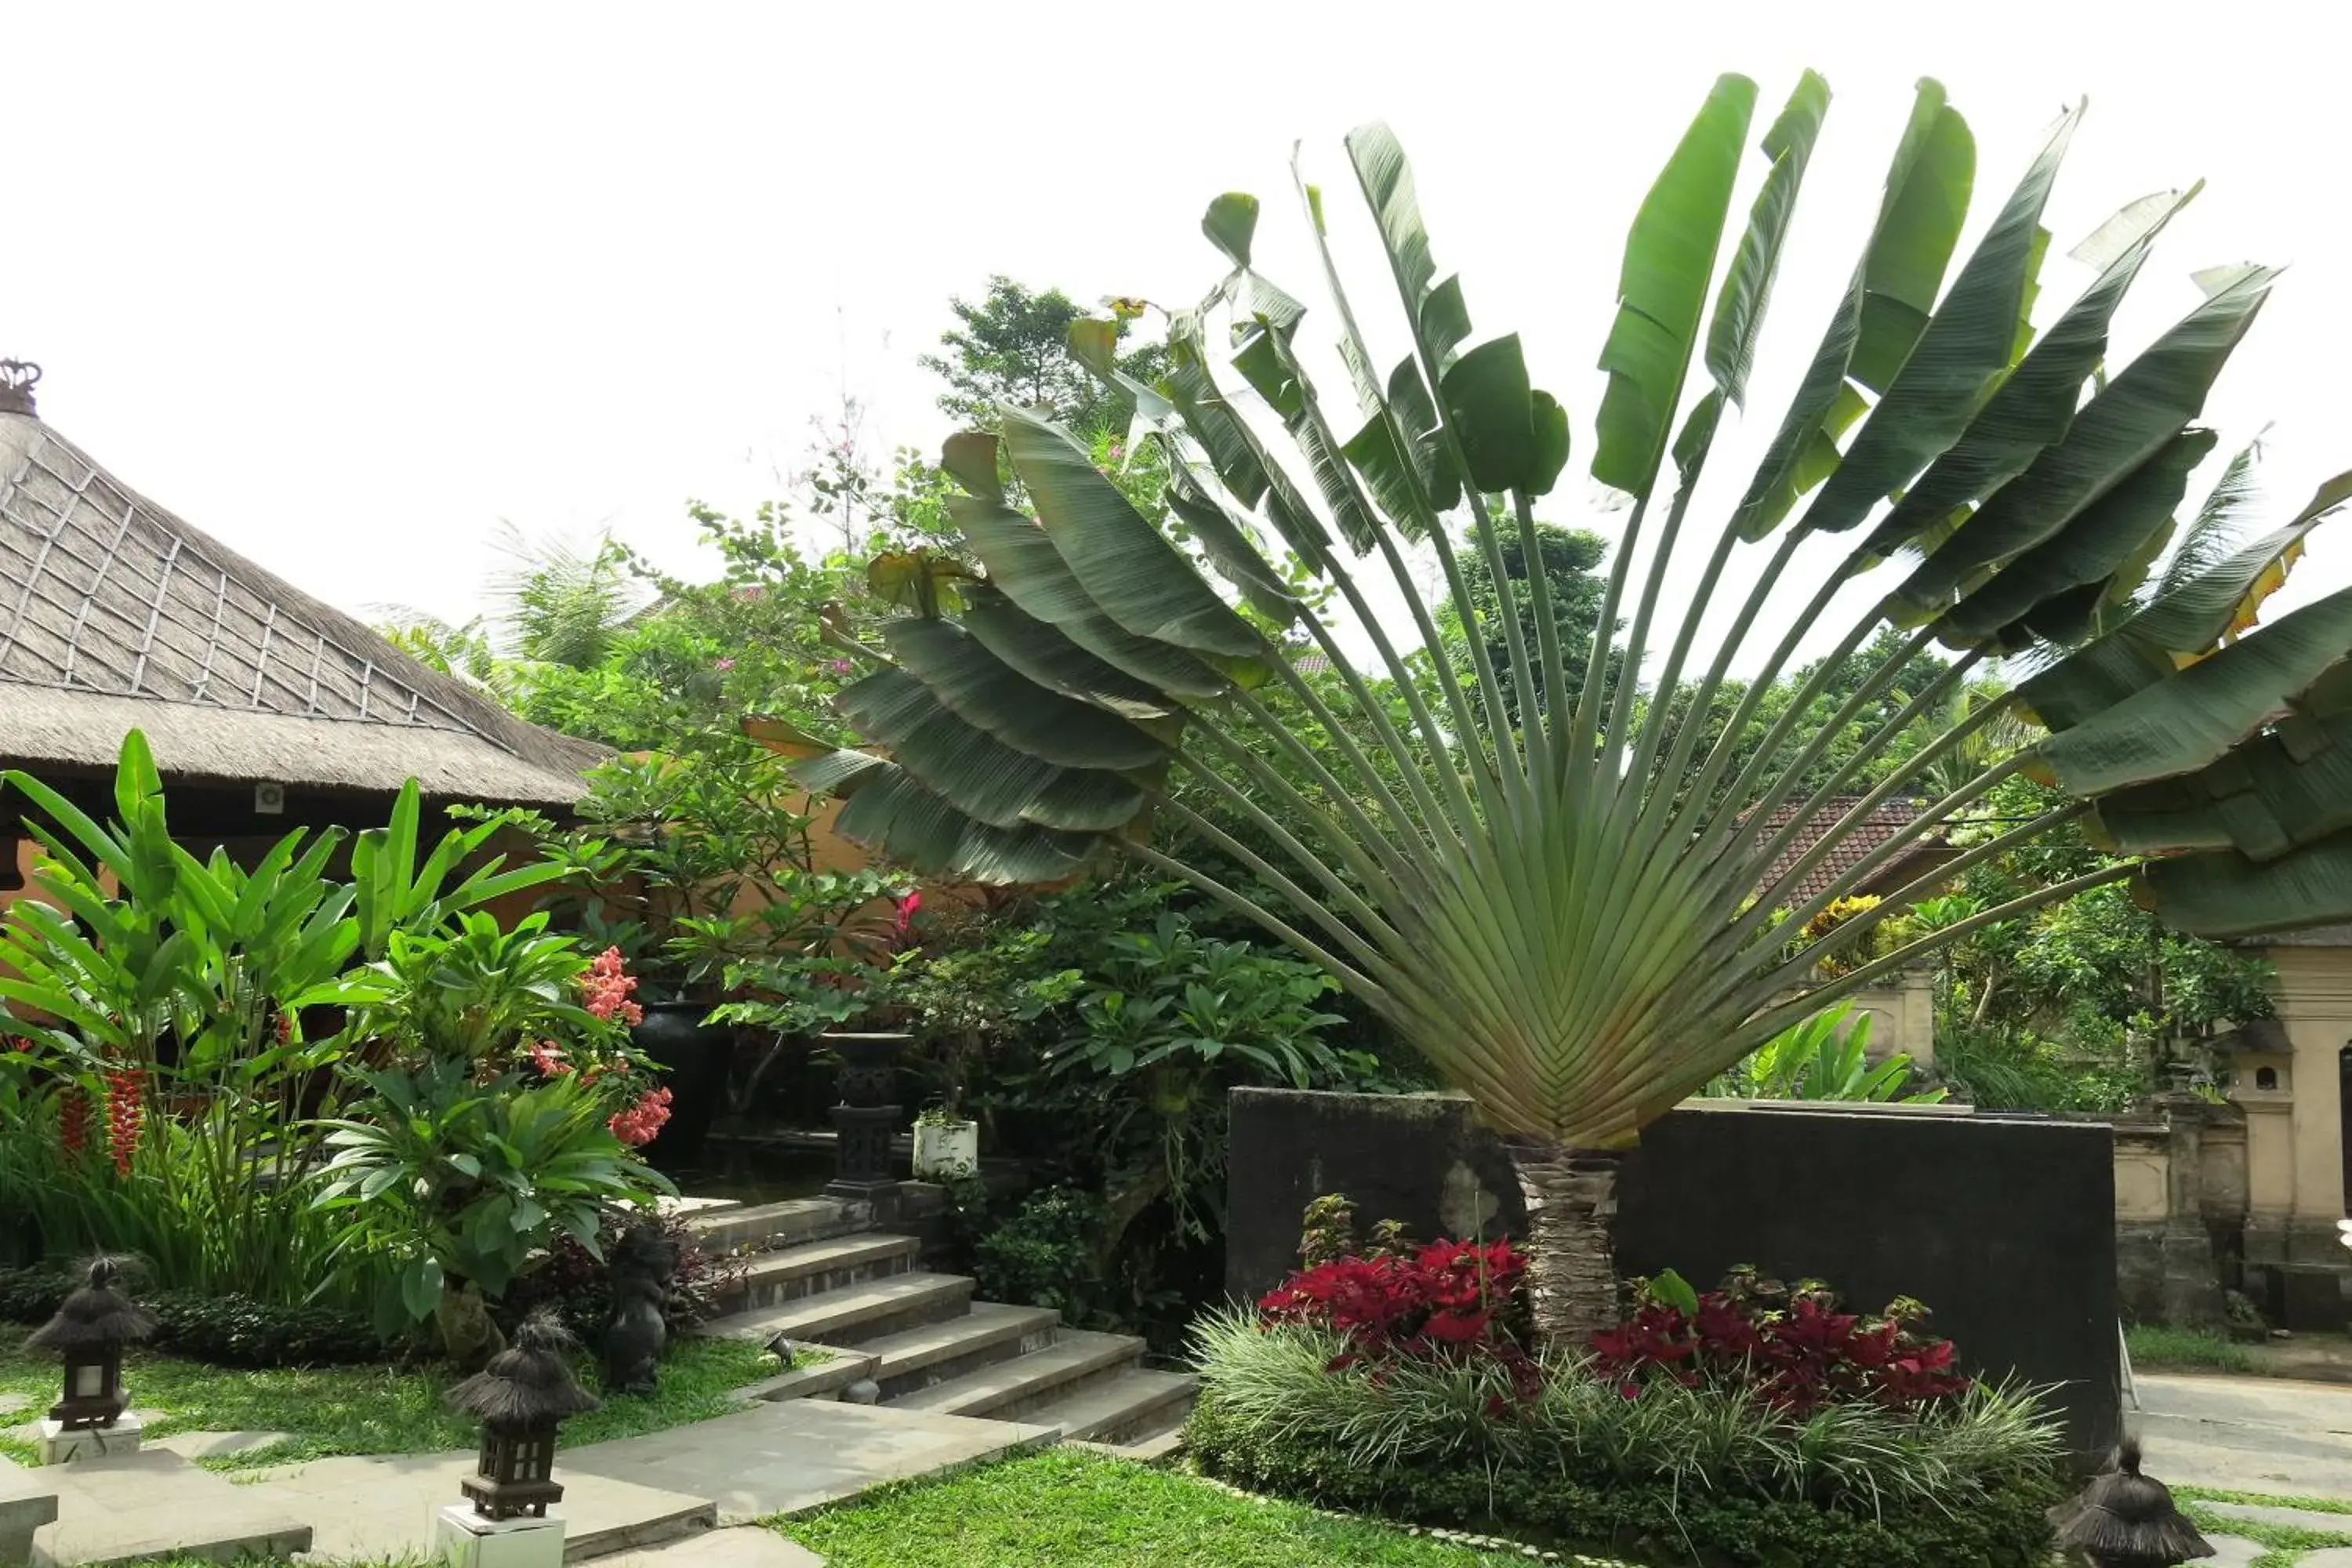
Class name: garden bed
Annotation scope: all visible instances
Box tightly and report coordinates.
[0,1325,776,1470]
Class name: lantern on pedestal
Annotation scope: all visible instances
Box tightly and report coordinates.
[27,1258,155,1461]
[444,1309,601,1523]
[2048,1440,2215,1567]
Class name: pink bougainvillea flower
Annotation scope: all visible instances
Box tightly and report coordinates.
[528,1040,572,1077]
[714,657,737,672]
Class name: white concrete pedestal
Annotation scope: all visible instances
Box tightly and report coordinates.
[435,1503,566,1568]
[35,1414,143,1466]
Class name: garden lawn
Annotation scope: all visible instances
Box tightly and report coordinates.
[775,1449,1628,1566]
[0,1325,775,1469]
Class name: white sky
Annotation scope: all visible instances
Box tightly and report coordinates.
[13,2,2352,677]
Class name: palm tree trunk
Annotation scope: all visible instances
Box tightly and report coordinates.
[1505,1139,1623,1349]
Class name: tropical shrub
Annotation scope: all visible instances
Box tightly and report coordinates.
[788,73,2352,1354]
[1711,1005,1946,1104]
[0,733,561,1308]
[314,924,674,1342]
[1590,1268,1970,1415]
[0,1265,381,1367]
[1257,1231,1531,1382]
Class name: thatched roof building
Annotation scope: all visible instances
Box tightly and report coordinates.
[0,363,604,815]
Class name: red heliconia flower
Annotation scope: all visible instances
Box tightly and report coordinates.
[580,946,644,1028]
[59,1087,89,1156]
[103,1066,145,1176]
[608,1086,673,1148]
[892,889,923,940]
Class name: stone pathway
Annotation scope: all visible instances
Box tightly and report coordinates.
[560,1398,1056,1520]
[2132,1372,2352,1566]
[2137,1372,2352,1496]
[20,1449,311,1566]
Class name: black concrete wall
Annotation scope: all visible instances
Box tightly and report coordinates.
[1226,1088,2120,1461]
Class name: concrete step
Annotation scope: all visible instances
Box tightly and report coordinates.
[710,1233,919,1316]
[888,1329,1142,1424]
[1026,1367,1197,1445]
[27,1449,310,1566]
[693,1271,977,1348]
[1069,1425,1186,1465]
[858,1301,1060,1402]
[683,1197,864,1256]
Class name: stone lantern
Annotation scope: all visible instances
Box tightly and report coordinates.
[2048,1440,2214,1566]
[27,1257,155,1464]
[437,1310,601,1568]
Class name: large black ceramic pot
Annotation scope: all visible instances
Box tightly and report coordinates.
[631,1000,731,1163]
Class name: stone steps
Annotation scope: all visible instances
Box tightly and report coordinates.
[1028,1368,1197,1446]
[857,1301,1062,1401]
[713,1234,919,1314]
[674,1181,1194,1460]
[681,1197,867,1257]
[890,1329,1143,1424]
[695,1271,978,1348]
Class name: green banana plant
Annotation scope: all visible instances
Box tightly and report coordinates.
[785,76,2352,1346]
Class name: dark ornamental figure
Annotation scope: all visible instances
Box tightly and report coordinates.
[2049,1440,2215,1567]
[445,1309,601,1521]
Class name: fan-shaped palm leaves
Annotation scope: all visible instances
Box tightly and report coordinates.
[785,75,2352,1345]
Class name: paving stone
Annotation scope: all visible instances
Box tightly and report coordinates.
[30,1448,310,1566]
[559,1399,1054,1520]
[151,1429,291,1461]
[585,1524,823,1566]
[2298,1548,2352,1566]
[2199,1498,2352,1536]
[0,1395,28,1417]
[238,1450,714,1563]
[2201,1537,2267,1568]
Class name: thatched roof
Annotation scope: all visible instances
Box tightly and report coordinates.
[0,379,605,807]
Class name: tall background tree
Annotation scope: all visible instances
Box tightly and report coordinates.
[922,278,1168,438]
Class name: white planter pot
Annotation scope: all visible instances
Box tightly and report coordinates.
[913,1119,979,1179]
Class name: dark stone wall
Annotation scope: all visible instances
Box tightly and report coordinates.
[1226,1088,2120,1461]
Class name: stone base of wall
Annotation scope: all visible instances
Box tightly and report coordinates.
[2117,1222,2229,1328]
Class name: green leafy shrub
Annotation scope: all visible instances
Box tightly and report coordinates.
[0,1267,379,1367]
[967,1186,1117,1328]
[1187,1394,2065,1568]
[1188,1308,2065,1566]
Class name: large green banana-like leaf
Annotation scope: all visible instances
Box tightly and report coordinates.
[1892,266,2277,618]
[1730,80,1973,539]
[2137,826,2352,938]
[784,78,2352,1172]
[1797,105,2077,538]
[1860,186,2194,558]
[1932,428,2216,649]
[2022,470,2352,729]
[1592,73,1757,499]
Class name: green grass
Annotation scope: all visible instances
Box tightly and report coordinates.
[2125,1323,2263,1375]
[776,1448,1634,1566]
[0,1324,778,1470]
[2183,1500,2352,1568]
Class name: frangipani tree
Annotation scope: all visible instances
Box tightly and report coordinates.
[787,74,2352,1346]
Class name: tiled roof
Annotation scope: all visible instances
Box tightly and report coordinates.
[1755,796,1952,906]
